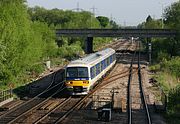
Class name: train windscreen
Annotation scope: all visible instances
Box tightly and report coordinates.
[66,67,88,78]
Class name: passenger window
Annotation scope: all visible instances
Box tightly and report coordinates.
[110,55,113,63]
[101,61,103,71]
[91,66,96,79]
[105,59,108,67]
[96,64,100,75]
[107,57,110,65]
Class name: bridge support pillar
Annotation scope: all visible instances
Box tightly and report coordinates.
[85,36,93,54]
[147,38,152,65]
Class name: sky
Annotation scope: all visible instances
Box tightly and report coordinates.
[26,0,178,26]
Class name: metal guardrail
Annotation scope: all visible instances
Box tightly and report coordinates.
[0,89,13,102]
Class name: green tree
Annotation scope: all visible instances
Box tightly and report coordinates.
[164,1,180,30]
[0,0,58,88]
[0,0,33,84]
[110,20,119,29]
[96,16,109,28]
[138,15,162,29]
[163,1,180,56]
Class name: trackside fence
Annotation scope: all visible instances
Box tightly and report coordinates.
[0,89,13,102]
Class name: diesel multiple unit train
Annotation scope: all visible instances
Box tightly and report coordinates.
[65,48,116,95]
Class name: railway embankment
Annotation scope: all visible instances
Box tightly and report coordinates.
[13,68,64,98]
[148,57,180,124]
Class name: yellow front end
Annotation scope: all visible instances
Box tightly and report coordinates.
[66,80,90,95]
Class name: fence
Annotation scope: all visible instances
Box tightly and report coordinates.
[0,89,13,102]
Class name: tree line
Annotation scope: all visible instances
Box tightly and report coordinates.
[0,0,119,89]
[138,1,180,123]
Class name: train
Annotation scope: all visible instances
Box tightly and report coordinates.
[65,48,116,95]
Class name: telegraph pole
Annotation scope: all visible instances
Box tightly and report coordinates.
[76,2,80,12]
[90,6,97,15]
[90,6,97,28]
[72,2,84,12]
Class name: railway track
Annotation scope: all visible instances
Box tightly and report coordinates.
[21,96,84,124]
[0,72,65,124]
[39,43,139,123]
[127,41,152,124]
[0,40,143,124]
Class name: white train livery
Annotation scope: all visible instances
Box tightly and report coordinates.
[65,48,116,95]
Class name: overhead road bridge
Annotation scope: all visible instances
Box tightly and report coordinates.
[56,29,178,54]
[56,29,177,38]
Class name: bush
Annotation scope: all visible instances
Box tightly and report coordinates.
[57,42,83,60]
[161,57,180,78]
[167,85,180,123]
[28,64,45,75]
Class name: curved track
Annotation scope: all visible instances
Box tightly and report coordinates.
[0,71,65,124]
[0,39,146,124]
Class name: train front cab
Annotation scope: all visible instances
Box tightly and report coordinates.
[65,66,90,95]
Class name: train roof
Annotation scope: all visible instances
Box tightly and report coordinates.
[67,48,115,67]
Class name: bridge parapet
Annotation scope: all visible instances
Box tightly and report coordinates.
[56,29,178,38]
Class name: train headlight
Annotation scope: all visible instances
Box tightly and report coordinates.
[83,81,89,84]
[66,81,73,84]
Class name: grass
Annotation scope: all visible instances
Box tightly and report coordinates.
[149,64,180,124]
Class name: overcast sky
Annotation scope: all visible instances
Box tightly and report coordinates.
[26,0,178,26]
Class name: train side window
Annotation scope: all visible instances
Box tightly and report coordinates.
[102,60,105,70]
[101,61,104,70]
[96,64,98,75]
[96,63,101,75]
[107,57,110,65]
[110,55,113,63]
[98,63,101,74]
[105,59,108,68]
[90,67,94,79]
[114,54,116,61]
[91,66,96,79]
[103,60,106,69]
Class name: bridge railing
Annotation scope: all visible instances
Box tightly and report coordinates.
[56,29,178,38]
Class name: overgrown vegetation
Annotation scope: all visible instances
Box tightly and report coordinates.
[166,85,180,124]
[0,0,119,90]
[139,1,180,123]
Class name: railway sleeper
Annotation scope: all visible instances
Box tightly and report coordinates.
[39,101,53,110]
[45,101,59,110]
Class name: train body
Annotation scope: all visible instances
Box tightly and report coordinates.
[65,48,116,95]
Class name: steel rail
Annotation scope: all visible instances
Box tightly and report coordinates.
[0,71,61,120]
[127,44,137,124]
[53,66,136,123]
[103,40,135,84]
[14,40,136,124]
[37,41,139,124]
[33,96,72,124]
[7,85,66,124]
[52,41,139,124]
[0,72,65,124]
[54,97,86,124]
[137,42,152,124]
